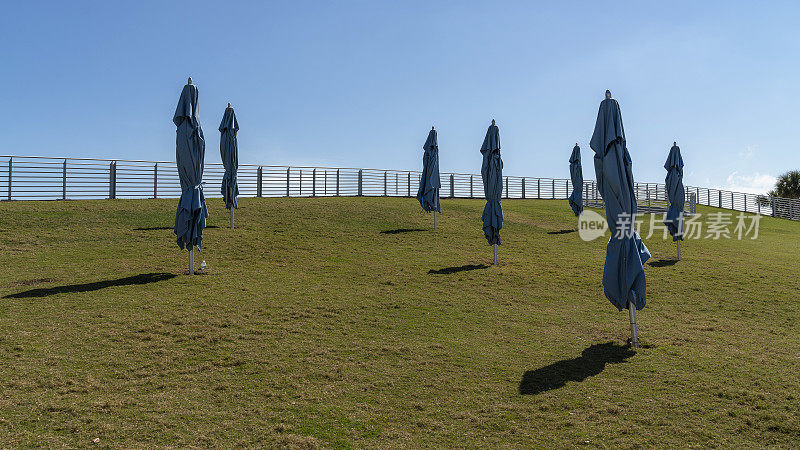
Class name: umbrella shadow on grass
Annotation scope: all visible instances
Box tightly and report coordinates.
[134,226,219,231]
[648,259,678,267]
[547,229,577,235]
[380,228,426,235]
[518,342,636,395]
[428,264,489,275]
[3,273,177,299]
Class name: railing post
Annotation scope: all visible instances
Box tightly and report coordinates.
[7,157,11,201]
[522,178,526,199]
[771,197,776,217]
[62,159,67,200]
[565,180,569,198]
[731,192,734,210]
[756,196,760,215]
[537,179,541,199]
[324,170,328,196]
[505,177,509,199]
[257,166,263,197]
[358,170,363,196]
[450,174,455,198]
[336,169,340,196]
[312,168,316,197]
[551,179,555,199]
[744,194,747,212]
[286,167,290,197]
[109,162,116,199]
[153,163,158,199]
[384,171,387,196]
[718,190,722,208]
[646,188,651,212]
[299,169,302,196]
[407,172,411,197]
[395,173,398,196]
[470,175,474,198]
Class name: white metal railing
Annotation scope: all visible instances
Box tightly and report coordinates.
[1,154,797,220]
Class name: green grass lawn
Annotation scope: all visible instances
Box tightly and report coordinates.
[1,197,799,448]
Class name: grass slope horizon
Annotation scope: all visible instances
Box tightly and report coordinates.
[1,197,799,447]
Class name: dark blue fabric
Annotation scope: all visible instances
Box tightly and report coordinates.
[173,83,208,251]
[219,106,239,210]
[664,144,685,241]
[480,124,503,245]
[416,129,441,213]
[590,98,650,311]
[568,145,583,216]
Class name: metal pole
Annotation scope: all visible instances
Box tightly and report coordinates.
[312,168,316,197]
[286,168,290,197]
[504,177,508,199]
[395,173,398,195]
[7,157,11,201]
[522,178,526,199]
[434,210,437,230]
[299,170,302,196]
[62,159,67,200]
[450,174,455,198]
[358,170,363,196]
[628,301,639,348]
[257,166,262,197]
[493,244,497,266]
[384,171,387,196]
[229,186,234,229]
[336,169,340,196]
[111,162,116,199]
[407,172,411,197]
[189,247,194,275]
[470,176,473,198]
[537,179,541,199]
[552,179,555,199]
[153,163,158,198]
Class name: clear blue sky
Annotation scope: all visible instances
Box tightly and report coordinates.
[1,1,798,194]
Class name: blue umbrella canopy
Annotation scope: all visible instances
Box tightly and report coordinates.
[480,121,503,245]
[173,81,208,251]
[568,144,583,216]
[664,143,685,241]
[589,92,650,311]
[219,105,240,210]
[416,128,441,213]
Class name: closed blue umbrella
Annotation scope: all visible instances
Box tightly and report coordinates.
[219,103,239,229]
[173,78,208,274]
[590,91,650,347]
[416,127,441,228]
[664,141,685,259]
[481,119,503,265]
[568,144,583,216]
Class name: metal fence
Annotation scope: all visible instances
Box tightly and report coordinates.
[2,155,798,220]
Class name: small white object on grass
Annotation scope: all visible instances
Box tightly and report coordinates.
[200,260,207,270]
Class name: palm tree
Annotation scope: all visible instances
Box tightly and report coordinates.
[768,170,800,199]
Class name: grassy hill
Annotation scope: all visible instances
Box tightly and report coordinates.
[1,197,799,448]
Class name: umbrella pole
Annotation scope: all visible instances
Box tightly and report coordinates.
[229,186,234,230]
[677,240,681,260]
[493,243,497,266]
[189,246,194,275]
[628,300,639,348]
[434,211,437,230]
